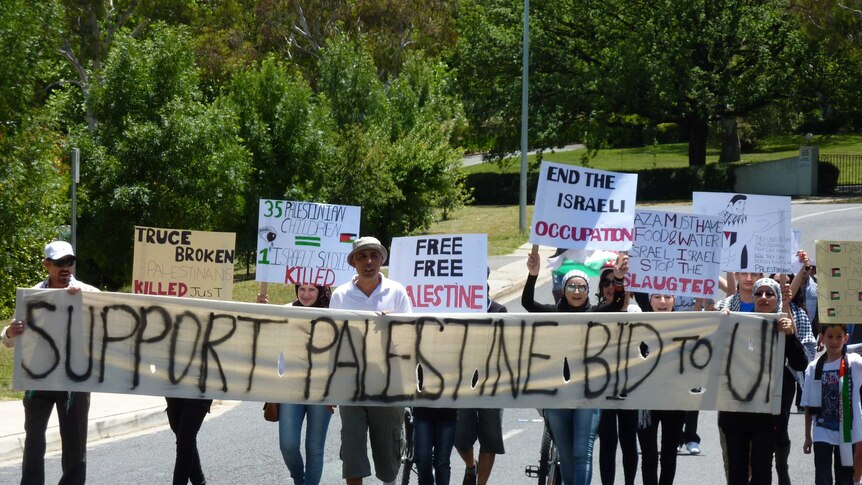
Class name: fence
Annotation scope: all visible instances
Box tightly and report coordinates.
[820,154,862,194]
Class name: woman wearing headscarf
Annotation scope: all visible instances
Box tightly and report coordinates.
[521,248,629,485]
[718,277,808,485]
[258,285,334,485]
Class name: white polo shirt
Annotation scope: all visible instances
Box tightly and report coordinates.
[330,273,413,313]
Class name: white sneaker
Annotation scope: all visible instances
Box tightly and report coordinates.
[686,441,701,455]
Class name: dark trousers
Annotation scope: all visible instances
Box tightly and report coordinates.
[637,410,685,485]
[598,409,638,485]
[720,412,774,485]
[165,397,212,485]
[679,411,700,445]
[813,442,854,485]
[21,391,89,485]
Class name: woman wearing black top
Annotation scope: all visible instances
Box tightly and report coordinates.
[521,248,628,485]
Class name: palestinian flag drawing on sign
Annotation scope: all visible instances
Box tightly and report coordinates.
[831,291,841,301]
[832,268,842,277]
[828,308,837,317]
[830,244,842,253]
[340,233,356,244]
[295,236,321,247]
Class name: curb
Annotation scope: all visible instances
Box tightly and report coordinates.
[0,400,236,464]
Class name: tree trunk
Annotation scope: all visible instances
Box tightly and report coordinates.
[718,117,741,163]
[685,117,708,166]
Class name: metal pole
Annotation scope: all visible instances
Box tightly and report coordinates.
[71,148,80,256]
[519,0,530,233]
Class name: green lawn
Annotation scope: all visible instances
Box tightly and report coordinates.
[463,133,862,174]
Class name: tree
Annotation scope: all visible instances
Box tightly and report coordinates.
[455,0,813,166]
[76,24,251,287]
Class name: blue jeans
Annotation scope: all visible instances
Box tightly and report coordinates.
[543,408,601,485]
[279,403,333,485]
[413,415,457,485]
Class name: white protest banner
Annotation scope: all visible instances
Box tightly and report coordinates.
[389,234,488,312]
[14,289,784,413]
[256,200,361,287]
[132,226,235,300]
[693,192,792,273]
[530,162,638,250]
[815,240,862,323]
[626,210,723,299]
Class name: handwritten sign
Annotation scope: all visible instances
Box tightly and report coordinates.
[815,240,862,323]
[693,192,792,273]
[13,289,784,413]
[389,234,488,312]
[626,210,723,299]
[132,226,235,300]
[530,162,638,250]
[256,200,361,287]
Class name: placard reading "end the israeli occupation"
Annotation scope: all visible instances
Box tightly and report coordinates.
[529,162,638,250]
[132,226,236,300]
[256,200,361,287]
[14,289,784,414]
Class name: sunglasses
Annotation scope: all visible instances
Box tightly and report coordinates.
[51,257,76,268]
[754,291,776,298]
[565,283,588,293]
[599,279,614,288]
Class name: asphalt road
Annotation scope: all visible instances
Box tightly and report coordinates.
[0,201,858,484]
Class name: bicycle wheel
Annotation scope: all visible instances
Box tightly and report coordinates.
[546,435,562,485]
[400,458,414,485]
[536,425,553,485]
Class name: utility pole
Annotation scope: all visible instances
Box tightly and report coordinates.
[519,0,530,233]
[71,147,80,255]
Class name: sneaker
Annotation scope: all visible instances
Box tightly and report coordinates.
[462,466,477,485]
[686,441,701,455]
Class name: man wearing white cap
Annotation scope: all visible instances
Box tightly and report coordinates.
[330,237,412,485]
[3,240,98,485]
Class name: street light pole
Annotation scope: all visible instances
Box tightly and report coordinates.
[519,0,530,234]
[71,148,80,255]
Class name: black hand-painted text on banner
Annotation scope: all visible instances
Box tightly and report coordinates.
[14,290,784,413]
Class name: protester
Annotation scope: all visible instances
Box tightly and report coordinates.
[768,271,816,485]
[636,293,685,485]
[165,397,212,485]
[521,248,628,485]
[596,261,639,485]
[456,291,508,485]
[2,241,99,485]
[258,285,335,485]
[801,323,862,485]
[330,237,413,485]
[718,278,808,485]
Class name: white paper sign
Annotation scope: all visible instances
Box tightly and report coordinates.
[389,234,488,312]
[256,200,361,286]
[627,210,723,299]
[530,162,638,250]
[693,192,792,273]
[14,289,785,413]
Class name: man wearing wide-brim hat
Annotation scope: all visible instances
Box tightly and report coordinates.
[330,236,413,485]
[3,240,99,485]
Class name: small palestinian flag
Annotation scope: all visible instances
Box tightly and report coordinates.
[832,268,842,277]
[294,236,321,247]
[830,243,842,253]
[858,292,862,301]
[340,233,357,244]
[831,291,841,301]
[828,308,838,317]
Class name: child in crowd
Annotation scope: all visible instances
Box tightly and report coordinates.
[802,323,862,485]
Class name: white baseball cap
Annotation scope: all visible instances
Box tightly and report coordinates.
[44,241,75,260]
